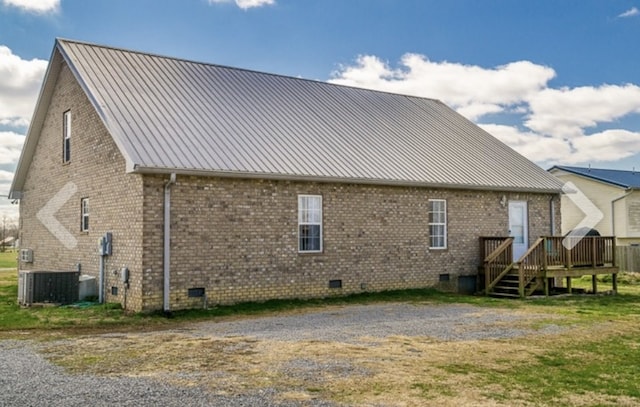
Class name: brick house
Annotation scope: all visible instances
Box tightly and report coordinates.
[10,39,562,312]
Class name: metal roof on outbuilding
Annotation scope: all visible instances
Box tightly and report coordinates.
[549,165,640,189]
[11,39,564,197]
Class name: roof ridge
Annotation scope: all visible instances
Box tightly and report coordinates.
[11,38,563,196]
[560,165,637,174]
[551,165,639,189]
[55,37,441,103]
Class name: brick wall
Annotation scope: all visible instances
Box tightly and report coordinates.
[18,59,560,313]
[19,62,144,311]
[140,175,559,311]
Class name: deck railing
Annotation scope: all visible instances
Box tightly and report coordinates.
[480,237,514,294]
[544,236,616,268]
[480,236,617,297]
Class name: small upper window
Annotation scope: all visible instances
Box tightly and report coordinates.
[298,195,322,252]
[428,199,447,249]
[80,198,89,232]
[63,110,71,163]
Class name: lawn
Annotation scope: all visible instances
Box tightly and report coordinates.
[0,251,17,269]
[2,269,640,406]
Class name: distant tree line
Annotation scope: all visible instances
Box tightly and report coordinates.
[1,215,18,253]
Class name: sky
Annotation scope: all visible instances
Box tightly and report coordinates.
[1,0,640,222]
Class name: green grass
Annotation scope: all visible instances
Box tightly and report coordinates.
[437,330,640,405]
[0,251,17,269]
[2,269,640,405]
[2,268,640,333]
[0,270,489,333]
[0,270,158,334]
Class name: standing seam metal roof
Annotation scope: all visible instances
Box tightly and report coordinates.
[549,166,640,189]
[13,39,565,195]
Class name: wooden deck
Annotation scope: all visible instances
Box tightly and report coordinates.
[479,236,619,298]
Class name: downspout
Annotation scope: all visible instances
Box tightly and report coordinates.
[163,173,176,313]
[611,190,633,236]
[550,195,557,236]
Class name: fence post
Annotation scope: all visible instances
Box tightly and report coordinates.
[592,237,596,268]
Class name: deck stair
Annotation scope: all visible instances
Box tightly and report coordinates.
[489,267,542,298]
[490,271,521,298]
[479,235,618,298]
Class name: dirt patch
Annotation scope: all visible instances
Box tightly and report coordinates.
[37,302,582,406]
[31,301,640,406]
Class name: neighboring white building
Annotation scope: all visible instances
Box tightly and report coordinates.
[549,165,640,246]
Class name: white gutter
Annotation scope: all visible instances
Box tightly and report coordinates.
[131,165,563,195]
[163,173,176,313]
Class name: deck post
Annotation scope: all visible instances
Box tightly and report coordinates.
[566,277,572,294]
[518,268,524,298]
[612,238,617,267]
[542,237,548,270]
[485,263,490,295]
[612,273,618,294]
[544,277,549,296]
[592,275,598,294]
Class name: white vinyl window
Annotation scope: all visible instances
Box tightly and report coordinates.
[80,198,89,232]
[63,110,71,163]
[298,195,322,252]
[428,199,447,249]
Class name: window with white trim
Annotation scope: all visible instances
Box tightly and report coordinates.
[428,199,447,249]
[298,195,322,252]
[63,110,71,163]
[80,198,89,232]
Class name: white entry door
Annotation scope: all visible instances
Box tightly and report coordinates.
[508,201,528,261]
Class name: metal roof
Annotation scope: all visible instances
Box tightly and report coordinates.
[11,39,564,196]
[549,165,640,189]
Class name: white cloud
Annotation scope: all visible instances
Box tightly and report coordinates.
[207,0,274,9]
[0,170,15,182]
[0,132,26,165]
[525,84,640,138]
[619,7,639,18]
[0,45,47,127]
[2,0,59,13]
[0,169,18,222]
[571,129,640,163]
[330,53,640,166]
[481,124,640,166]
[480,124,574,164]
[330,54,555,121]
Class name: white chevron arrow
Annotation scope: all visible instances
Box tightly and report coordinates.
[561,181,603,250]
[36,182,78,250]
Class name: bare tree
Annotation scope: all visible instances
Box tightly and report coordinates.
[1,215,6,253]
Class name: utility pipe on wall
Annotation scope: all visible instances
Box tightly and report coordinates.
[163,173,176,313]
[550,196,557,236]
[98,252,105,303]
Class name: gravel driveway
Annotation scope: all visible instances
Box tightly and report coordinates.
[0,302,562,406]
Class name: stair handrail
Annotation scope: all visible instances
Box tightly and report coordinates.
[483,237,514,294]
[484,237,514,263]
[516,237,545,297]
